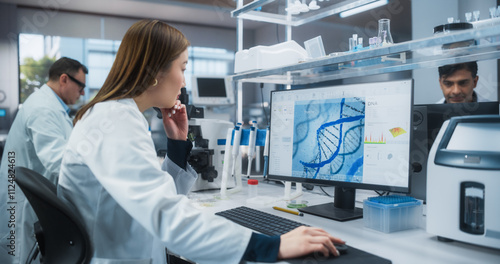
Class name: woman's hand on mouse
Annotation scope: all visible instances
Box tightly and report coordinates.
[278,226,345,259]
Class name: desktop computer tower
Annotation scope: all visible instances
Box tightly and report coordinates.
[409,105,428,201]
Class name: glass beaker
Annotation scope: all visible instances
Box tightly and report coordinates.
[378,19,394,46]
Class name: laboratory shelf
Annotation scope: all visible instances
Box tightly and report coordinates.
[230,23,500,85]
[231,0,379,26]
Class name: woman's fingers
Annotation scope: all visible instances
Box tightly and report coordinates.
[162,101,185,118]
[278,226,345,259]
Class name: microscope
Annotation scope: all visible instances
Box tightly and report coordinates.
[152,88,235,191]
[180,88,235,191]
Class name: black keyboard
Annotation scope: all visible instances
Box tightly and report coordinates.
[215,206,309,236]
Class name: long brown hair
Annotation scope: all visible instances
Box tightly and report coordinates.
[74,19,190,125]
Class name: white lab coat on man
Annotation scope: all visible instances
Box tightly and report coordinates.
[0,84,73,264]
[57,98,252,264]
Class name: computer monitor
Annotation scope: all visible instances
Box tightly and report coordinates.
[268,79,414,221]
[410,101,499,201]
[191,75,235,106]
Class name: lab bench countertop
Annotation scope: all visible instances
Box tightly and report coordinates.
[187,179,500,264]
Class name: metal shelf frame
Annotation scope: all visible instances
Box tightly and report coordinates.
[231,25,500,85]
[231,1,500,121]
[231,0,378,26]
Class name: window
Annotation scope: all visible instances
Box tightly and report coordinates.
[185,47,235,93]
[18,33,234,108]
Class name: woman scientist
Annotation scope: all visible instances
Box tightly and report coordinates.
[57,19,344,263]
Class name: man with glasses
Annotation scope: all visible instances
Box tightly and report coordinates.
[0,57,87,264]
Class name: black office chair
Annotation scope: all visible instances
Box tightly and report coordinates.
[15,166,92,264]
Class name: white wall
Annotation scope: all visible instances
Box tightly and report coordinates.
[16,7,238,51]
[412,0,498,104]
[0,5,245,129]
[459,0,499,102]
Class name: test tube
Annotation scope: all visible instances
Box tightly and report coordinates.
[357,37,363,49]
[369,37,375,49]
[349,38,355,51]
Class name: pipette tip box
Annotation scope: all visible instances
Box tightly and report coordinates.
[363,195,422,233]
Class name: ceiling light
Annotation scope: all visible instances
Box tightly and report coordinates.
[339,0,389,18]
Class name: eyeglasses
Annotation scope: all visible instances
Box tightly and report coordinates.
[65,73,86,93]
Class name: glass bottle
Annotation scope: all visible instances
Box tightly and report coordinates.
[378,18,394,46]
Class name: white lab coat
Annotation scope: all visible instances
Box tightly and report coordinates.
[57,98,252,264]
[0,84,73,264]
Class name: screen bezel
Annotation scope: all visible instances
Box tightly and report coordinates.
[190,75,235,106]
[267,79,414,194]
[435,115,500,170]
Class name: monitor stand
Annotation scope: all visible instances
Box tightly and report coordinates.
[298,187,363,222]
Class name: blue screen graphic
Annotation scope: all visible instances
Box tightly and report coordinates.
[292,97,365,182]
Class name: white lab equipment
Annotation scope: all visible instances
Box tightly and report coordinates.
[298,0,309,13]
[231,123,242,176]
[254,146,261,173]
[309,0,320,10]
[188,118,236,191]
[304,36,326,59]
[262,127,270,178]
[234,40,308,73]
[220,124,245,197]
[190,75,235,106]
[220,128,233,199]
[246,121,257,177]
[427,115,500,250]
[285,0,301,15]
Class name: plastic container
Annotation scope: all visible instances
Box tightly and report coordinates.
[433,22,475,49]
[247,179,258,199]
[363,195,422,233]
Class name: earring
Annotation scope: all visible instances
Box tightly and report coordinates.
[153,79,158,86]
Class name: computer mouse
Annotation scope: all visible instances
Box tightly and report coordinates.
[302,244,348,261]
[334,243,348,254]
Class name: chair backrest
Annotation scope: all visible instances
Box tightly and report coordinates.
[15,167,92,264]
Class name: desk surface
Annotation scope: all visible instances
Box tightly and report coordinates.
[188,179,500,264]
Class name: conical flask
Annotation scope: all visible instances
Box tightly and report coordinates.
[378,19,394,46]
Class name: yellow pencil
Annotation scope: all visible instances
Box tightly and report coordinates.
[273,206,304,216]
